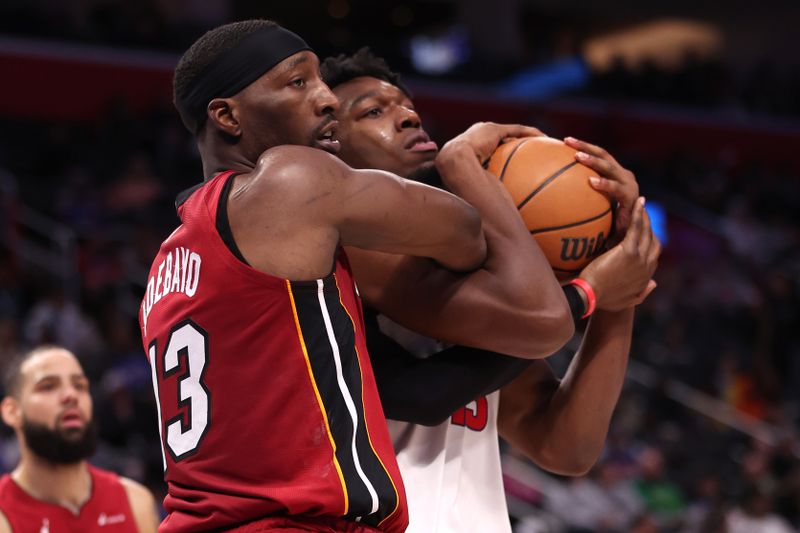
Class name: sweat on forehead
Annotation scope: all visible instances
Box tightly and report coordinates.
[336,78,411,112]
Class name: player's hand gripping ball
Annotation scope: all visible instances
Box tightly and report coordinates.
[487,137,613,278]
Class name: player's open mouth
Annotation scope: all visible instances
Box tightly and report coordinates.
[59,410,85,429]
[405,133,438,153]
[315,120,341,154]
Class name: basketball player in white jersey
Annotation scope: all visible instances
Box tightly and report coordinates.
[322,49,660,532]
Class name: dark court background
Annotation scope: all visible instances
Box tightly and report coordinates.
[0,1,798,531]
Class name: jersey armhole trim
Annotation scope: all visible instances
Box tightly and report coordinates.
[215,172,250,266]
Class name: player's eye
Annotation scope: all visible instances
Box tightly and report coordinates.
[290,78,306,88]
[363,107,382,118]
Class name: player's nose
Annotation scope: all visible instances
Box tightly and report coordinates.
[396,107,421,130]
[315,83,340,116]
[60,386,79,405]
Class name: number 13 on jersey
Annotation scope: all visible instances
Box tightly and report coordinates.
[148,319,212,468]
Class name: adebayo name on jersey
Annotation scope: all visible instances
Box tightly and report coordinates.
[141,246,202,330]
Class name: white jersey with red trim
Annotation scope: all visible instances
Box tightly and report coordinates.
[378,317,511,533]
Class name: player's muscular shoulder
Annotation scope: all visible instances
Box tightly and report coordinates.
[233,146,351,222]
[227,146,349,279]
[247,145,341,197]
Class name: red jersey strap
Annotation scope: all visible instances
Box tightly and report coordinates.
[175,170,238,210]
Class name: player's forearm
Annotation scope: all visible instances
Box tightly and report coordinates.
[507,308,634,475]
[377,347,532,426]
[346,248,569,359]
[335,164,487,273]
[409,182,488,273]
[435,140,574,350]
[436,140,536,241]
[543,308,633,473]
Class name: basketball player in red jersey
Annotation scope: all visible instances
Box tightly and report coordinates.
[140,19,573,533]
[321,49,660,531]
[0,346,159,533]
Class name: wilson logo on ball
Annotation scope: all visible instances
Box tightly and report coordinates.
[560,232,607,262]
[487,137,614,278]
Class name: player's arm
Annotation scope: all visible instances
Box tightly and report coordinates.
[565,136,640,241]
[230,145,486,280]
[366,268,605,425]
[349,123,574,359]
[498,310,633,475]
[497,199,659,475]
[120,477,160,533]
[0,509,10,533]
[364,310,532,425]
[377,347,530,426]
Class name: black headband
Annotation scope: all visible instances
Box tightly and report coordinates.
[176,25,312,131]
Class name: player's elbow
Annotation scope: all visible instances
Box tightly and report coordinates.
[432,202,486,273]
[513,305,574,359]
[548,451,599,477]
[542,304,575,353]
[541,457,597,477]
[460,215,487,271]
[453,207,487,271]
[528,443,600,477]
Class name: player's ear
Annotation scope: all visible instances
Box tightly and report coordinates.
[0,396,21,429]
[207,98,242,138]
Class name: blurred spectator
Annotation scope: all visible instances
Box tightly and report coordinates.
[770,434,800,525]
[726,485,795,533]
[544,460,643,531]
[634,446,686,529]
[22,285,104,360]
[104,153,165,217]
[628,514,659,533]
[681,473,726,533]
[0,319,21,372]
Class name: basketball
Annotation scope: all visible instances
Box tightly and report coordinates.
[487,136,613,278]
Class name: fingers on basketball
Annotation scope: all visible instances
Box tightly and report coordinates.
[487,137,614,278]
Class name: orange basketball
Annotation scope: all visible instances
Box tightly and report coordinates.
[487,136,613,278]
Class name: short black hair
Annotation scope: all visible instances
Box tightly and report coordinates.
[173,19,278,133]
[321,47,411,96]
[3,345,67,398]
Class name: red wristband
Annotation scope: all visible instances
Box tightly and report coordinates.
[568,278,596,319]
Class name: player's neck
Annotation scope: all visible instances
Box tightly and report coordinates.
[12,454,91,515]
[202,157,255,181]
[200,143,257,181]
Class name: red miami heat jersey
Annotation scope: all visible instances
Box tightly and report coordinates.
[139,171,407,532]
[0,466,137,533]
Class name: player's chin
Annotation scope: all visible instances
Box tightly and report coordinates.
[402,150,437,170]
[414,159,436,171]
[58,423,87,438]
[405,160,440,185]
[410,147,438,161]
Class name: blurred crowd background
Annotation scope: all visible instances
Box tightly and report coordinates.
[1,1,799,532]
